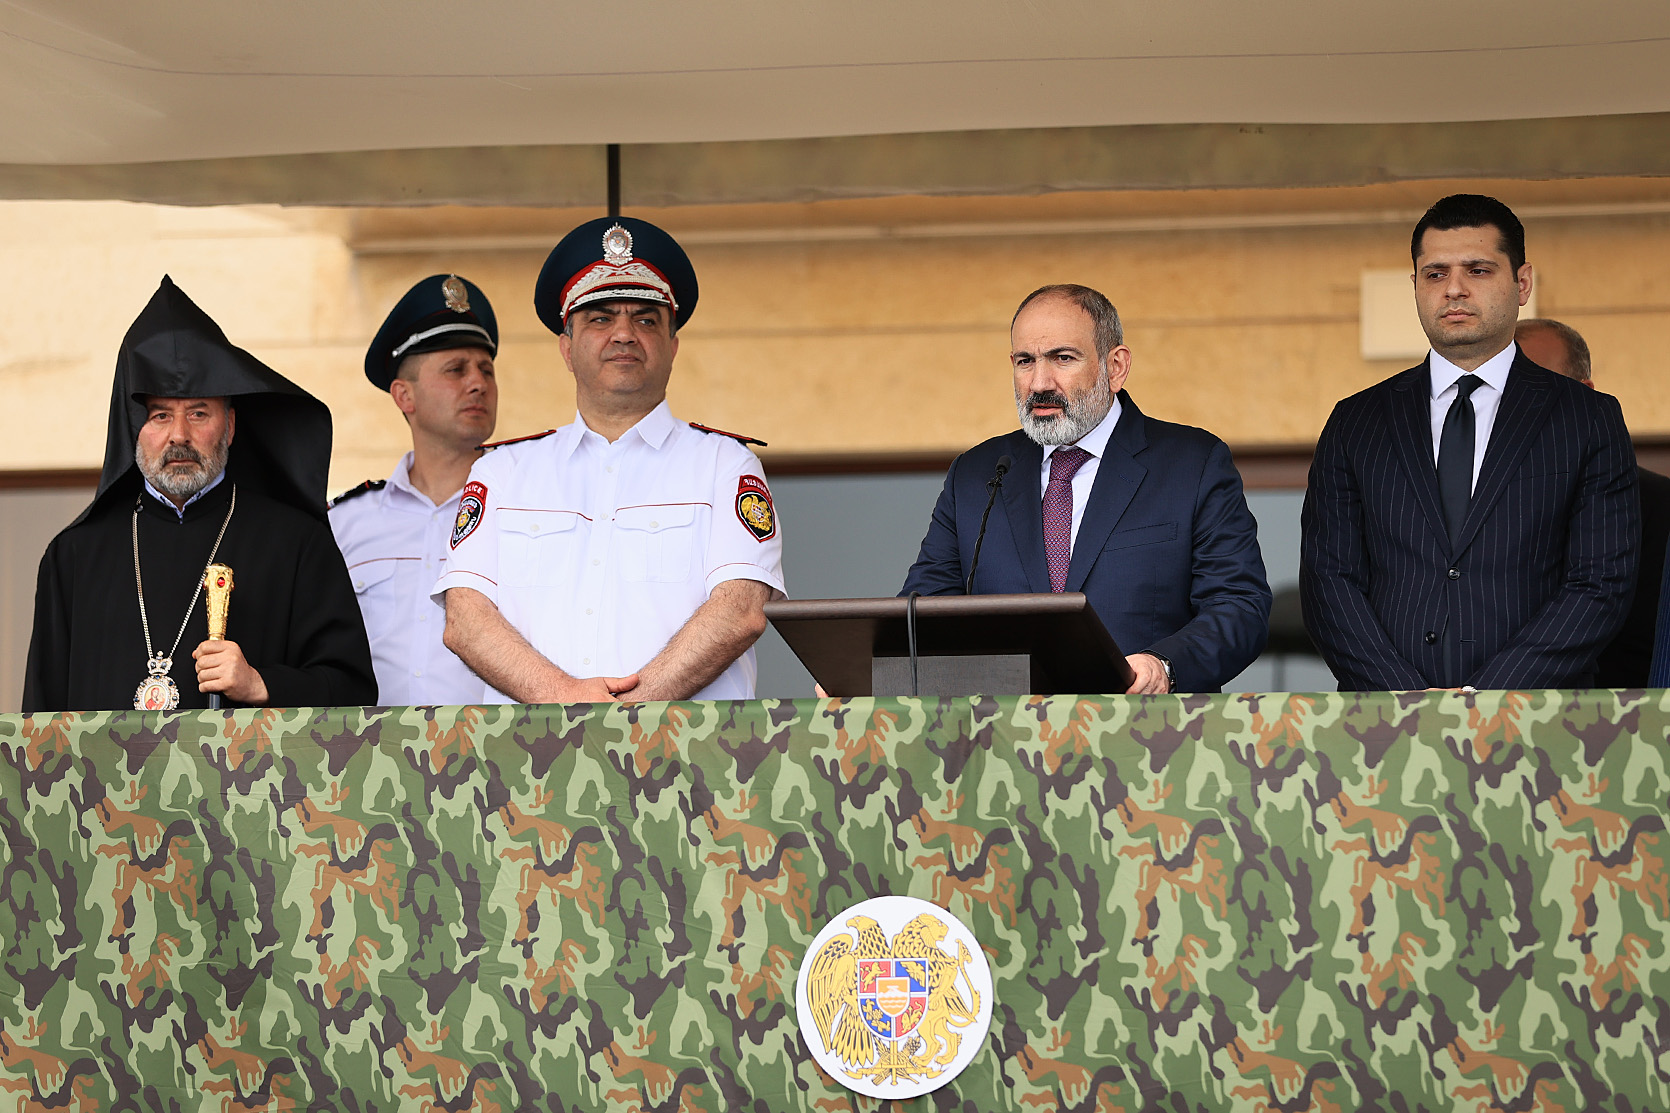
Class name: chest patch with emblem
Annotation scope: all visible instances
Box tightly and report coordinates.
[453,481,487,549]
[736,475,776,542]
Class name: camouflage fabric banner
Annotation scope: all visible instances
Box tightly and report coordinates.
[2,691,1668,1111]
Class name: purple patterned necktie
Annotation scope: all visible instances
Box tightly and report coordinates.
[1043,446,1091,592]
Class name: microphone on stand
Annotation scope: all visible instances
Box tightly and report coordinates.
[965,455,1013,595]
[905,591,921,697]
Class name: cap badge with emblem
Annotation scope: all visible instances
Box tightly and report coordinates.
[442,276,470,313]
[602,223,634,265]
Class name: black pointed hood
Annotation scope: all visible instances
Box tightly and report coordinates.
[79,276,333,525]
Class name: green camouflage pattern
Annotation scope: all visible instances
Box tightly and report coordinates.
[2,690,1668,1112]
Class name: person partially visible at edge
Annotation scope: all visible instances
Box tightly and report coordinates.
[1515,317,1668,688]
[1300,194,1639,691]
[331,274,501,706]
[22,276,377,712]
[432,216,785,703]
[899,283,1272,694]
[1654,563,1670,687]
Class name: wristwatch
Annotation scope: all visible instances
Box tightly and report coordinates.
[1149,653,1174,692]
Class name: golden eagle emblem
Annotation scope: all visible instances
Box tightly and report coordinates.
[735,474,776,542]
[740,493,772,532]
[803,910,983,1087]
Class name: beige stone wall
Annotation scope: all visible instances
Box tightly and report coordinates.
[0,201,359,474]
[2,178,1667,496]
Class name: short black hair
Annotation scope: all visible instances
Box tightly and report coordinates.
[1411,194,1526,274]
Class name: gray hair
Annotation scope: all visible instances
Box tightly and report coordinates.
[1517,318,1591,383]
[135,418,233,502]
[1012,284,1124,360]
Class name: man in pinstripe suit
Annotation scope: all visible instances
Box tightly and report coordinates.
[1516,317,1670,688]
[1301,195,1639,691]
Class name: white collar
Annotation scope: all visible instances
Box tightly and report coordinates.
[1041,394,1122,461]
[567,399,677,457]
[1430,342,1516,398]
[142,468,226,519]
[385,451,441,506]
[387,451,418,495]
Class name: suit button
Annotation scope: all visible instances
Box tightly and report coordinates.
[1425,631,1438,644]
[1447,568,1461,580]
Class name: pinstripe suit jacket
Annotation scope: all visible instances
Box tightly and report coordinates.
[1652,550,1670,686]
[1300,352,1639,691]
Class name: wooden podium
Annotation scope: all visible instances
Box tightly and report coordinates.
[764,592,1134,697]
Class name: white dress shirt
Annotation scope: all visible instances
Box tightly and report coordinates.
[329,453,482,705]
[1429,343,1516,492]
[431,401,786,702]
[1038,396,1122,549]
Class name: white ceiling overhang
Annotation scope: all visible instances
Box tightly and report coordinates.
[3,1,1669,204]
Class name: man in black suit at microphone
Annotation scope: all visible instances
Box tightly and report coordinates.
[901,284,1271,693]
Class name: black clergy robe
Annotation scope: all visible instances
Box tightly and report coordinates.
[22,475,377,712]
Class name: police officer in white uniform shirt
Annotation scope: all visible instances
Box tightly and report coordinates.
[330,274,499,705]
[434,217,785,703]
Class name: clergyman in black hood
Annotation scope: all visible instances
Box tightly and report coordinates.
[21,276,377,712]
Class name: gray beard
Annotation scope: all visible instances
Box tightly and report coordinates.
[1017,373,1115,446]
[136,434,230,502]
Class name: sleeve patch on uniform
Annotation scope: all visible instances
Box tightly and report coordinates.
[452,481,487,549]
[736,475,776,542]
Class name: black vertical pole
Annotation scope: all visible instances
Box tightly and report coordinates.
[606,144,621,217]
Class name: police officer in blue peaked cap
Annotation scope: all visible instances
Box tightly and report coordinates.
[364,273,498,389]
[534,216,699,334]
[332,272,502,706]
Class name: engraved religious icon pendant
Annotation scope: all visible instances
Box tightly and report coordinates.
[134,656,180,711]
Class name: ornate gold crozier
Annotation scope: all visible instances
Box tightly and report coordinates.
[203,564,234,709]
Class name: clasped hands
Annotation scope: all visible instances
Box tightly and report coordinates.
[540,672,642,704]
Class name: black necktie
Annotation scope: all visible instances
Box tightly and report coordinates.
[1437,374,1484,543]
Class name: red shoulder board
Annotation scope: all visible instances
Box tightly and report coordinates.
[688,421,767,448]
[480,429,556,452]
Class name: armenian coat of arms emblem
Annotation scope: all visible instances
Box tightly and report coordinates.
[796,895,993,1099]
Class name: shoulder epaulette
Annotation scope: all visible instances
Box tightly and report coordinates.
[688,421,767,448]
[480,429,557,452]
[329,479,385,508]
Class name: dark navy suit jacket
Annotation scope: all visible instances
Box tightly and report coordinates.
[1597,466,1670,685]
[901,392,1271,693]
[1300,353,1639,691]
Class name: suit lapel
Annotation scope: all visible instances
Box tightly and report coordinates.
[999,434,1051,593]
[1067,393,1147,592]
[1389,362,1450,544]
[1452,353,1556,556]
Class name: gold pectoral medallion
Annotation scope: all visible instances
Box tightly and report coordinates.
[130,484,237,714]
[134,655,180,711]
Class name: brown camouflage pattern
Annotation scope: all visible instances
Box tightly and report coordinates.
[1,690,1667,1111]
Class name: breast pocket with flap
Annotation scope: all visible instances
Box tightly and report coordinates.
[1102,522,1179,551]
[615,504,697,583]
[348,559,400,598]
[499,509,582,586]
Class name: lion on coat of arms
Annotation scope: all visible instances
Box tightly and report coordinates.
[803,912,982,1085]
